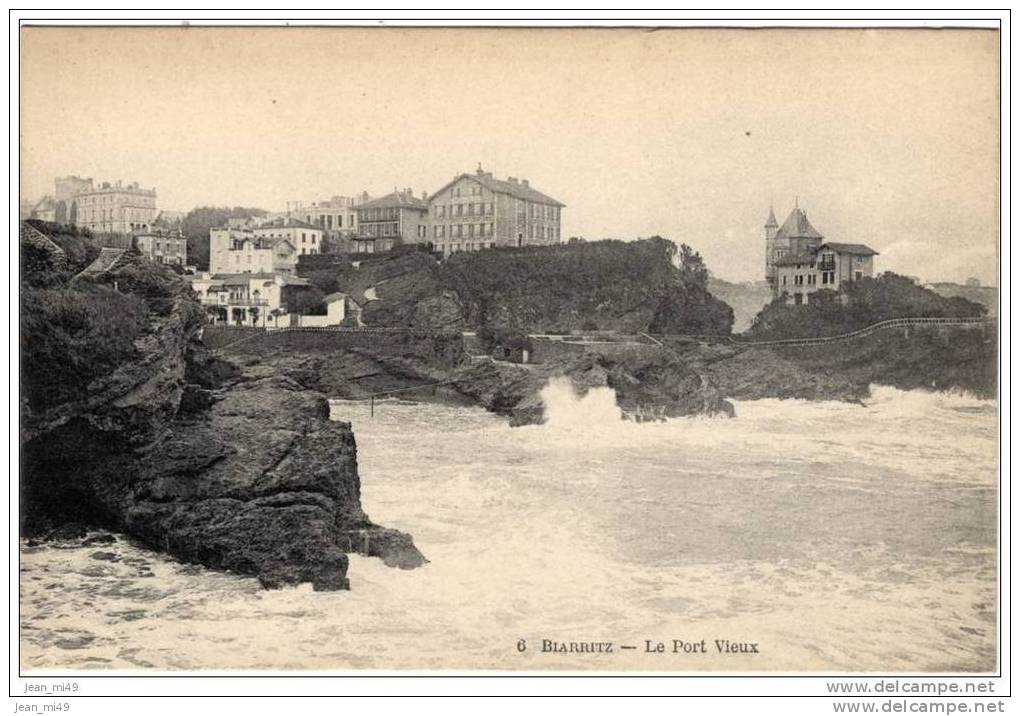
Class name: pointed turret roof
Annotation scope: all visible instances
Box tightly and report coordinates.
[765,204,778,228]
[775,207,823,241]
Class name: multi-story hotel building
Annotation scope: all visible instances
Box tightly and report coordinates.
[352,189,429,254]
[72,180,158,234]
[253,219,326,256]
[427,167,564,255]
[209,228,297,276]
[287,194,370,238]
[134,231,188,266]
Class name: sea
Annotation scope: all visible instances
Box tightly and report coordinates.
[19,381,998,672]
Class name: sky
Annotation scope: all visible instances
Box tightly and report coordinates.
[20,27,999,284]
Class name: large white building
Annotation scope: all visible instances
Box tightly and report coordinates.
[208,225,310,275]
[191,272,346,327]
[71,179,158,234]
[287,194,370,238]
[253,219,326,256]
[427,166,564,255]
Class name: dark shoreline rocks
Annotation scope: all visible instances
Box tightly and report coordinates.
[247,323,994,428]
[21,293,425,591]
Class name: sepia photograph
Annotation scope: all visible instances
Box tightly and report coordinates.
[11,14,1007,706]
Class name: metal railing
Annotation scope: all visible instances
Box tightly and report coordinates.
[200,298,269,307]
[652,316,994,348]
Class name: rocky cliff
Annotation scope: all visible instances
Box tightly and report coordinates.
[21,256,423,590]
[303,239,734,335]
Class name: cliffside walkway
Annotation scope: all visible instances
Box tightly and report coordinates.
[652,316,995,348]
[330,378,463,417]
[208,325,462,354]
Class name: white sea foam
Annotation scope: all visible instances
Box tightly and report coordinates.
[539,376,624,427]
[20,389,997,672]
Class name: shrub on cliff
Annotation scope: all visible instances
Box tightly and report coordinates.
[92,253,187,317]
[21,285,150,411]
[23,220,101,275]
[285,286,327,315]
[436,238,733,335]
[747,272,987,339]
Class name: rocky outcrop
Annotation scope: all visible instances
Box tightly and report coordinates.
[448,350,734,426]
[21,264,424,590]
[23,349,425,590]
[674,323,997,403]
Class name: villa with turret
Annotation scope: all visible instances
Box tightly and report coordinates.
[764,203,879,304]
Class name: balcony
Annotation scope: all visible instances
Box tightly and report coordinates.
[817,259,836,271]
[201,298,268,307]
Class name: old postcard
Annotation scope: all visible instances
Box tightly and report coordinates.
[15,20,1002,690]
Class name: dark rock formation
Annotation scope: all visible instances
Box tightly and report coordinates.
[448,350,734,427]
[303,239,733,335]
[21,266,424,590]
[691,323,997,402]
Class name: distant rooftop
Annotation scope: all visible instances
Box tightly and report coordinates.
[256,219,323,231]
[774,207,823,241]
[357,190,428,211]
[433,166,565,207]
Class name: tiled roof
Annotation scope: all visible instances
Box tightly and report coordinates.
[819,242,879,256]
[357,191,428,211]
[775,208,823,241]
[432,171,565,207]
[20,222,66,257]
[208,273,308,287]
[774,241,880,267]
[77,248,127,276]
[256,219,323,231]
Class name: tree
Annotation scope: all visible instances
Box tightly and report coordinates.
[20,242,64,287]
[746,272,987,340]
[204,305,223,324]
[284,286,326,315]
[676,243,709,289]
[269,308,287,327]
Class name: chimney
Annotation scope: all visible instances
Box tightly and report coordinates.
[508,177,517,184]
[422,190,428,201]
[522,179,529,188]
